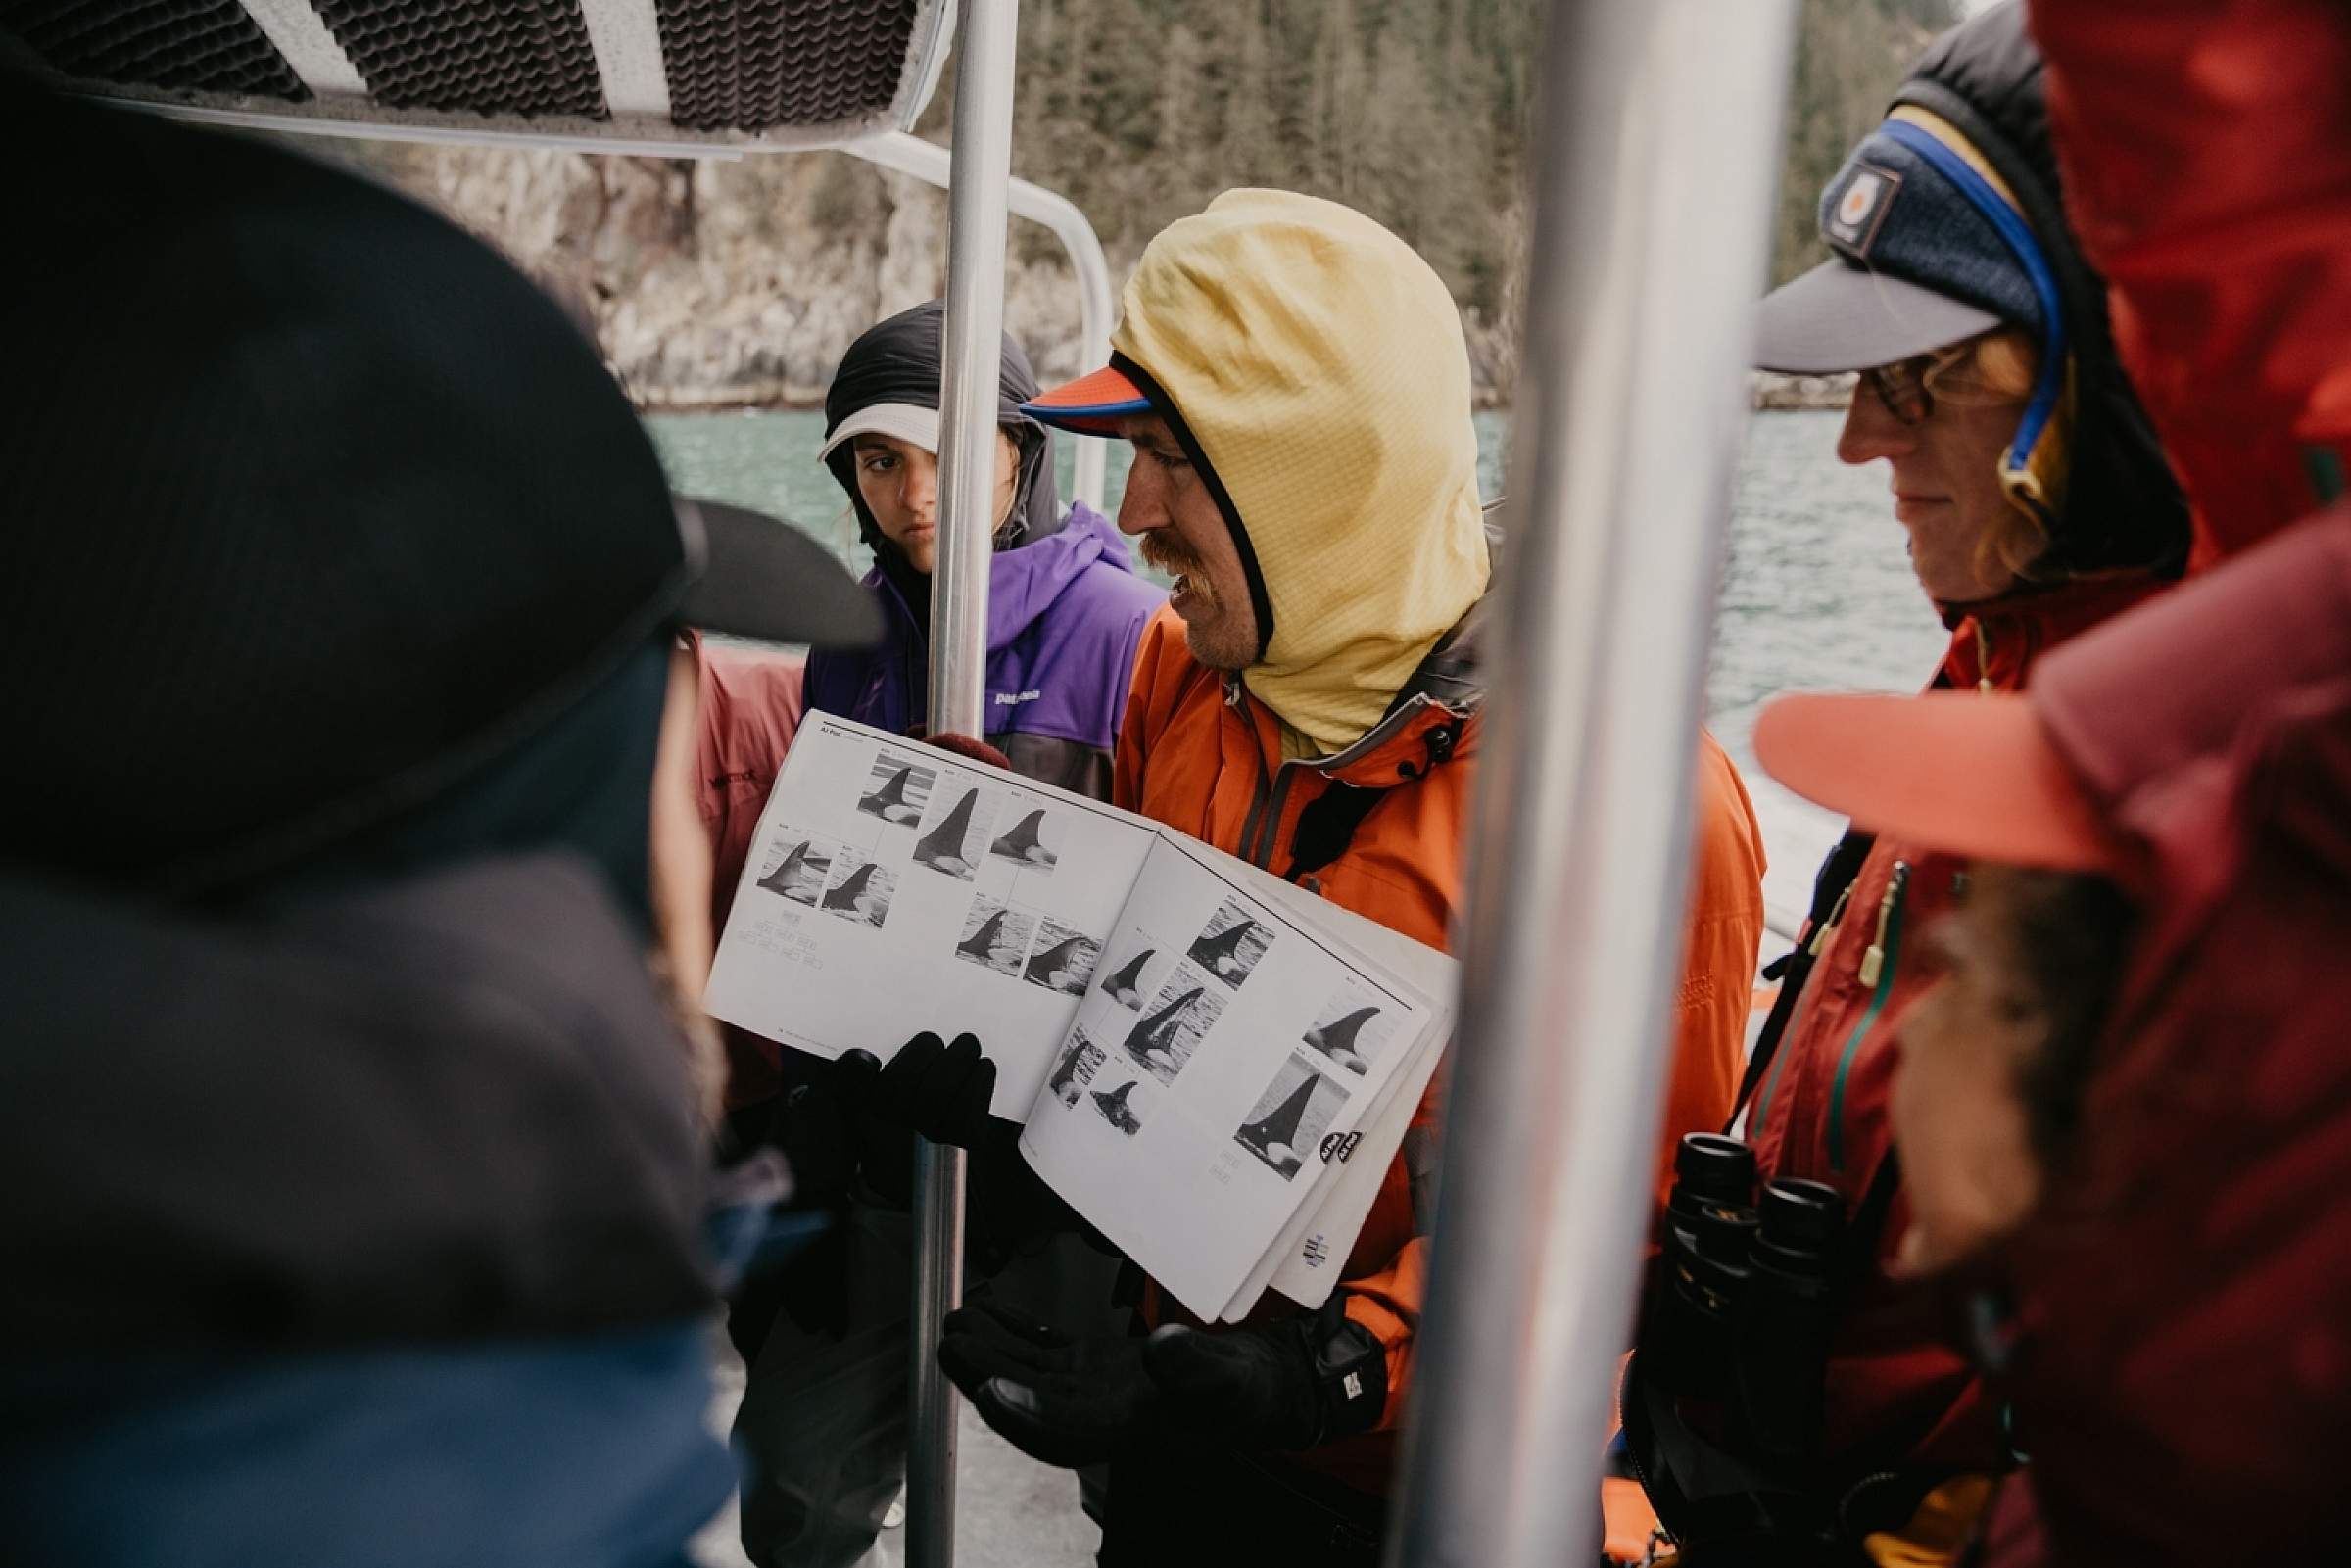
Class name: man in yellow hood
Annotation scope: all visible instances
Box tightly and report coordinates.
[933,189,1765,1563]
[1026,187,1492,755]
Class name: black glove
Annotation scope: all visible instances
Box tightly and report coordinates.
[834,1030,998,1151]
[937,1294,1387,1470]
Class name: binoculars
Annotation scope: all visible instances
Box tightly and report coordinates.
[1644,1132,1846,1465]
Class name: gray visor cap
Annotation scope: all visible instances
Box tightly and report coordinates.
[674,496,882,649]
[1753,260,2003,375]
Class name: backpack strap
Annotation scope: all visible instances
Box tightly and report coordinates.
[1279,719,1463,885]
[1282,781,1393,883]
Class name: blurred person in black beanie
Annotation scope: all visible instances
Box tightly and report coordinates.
[0,86,877,1568]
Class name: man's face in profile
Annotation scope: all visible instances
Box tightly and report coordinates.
[1115,414,1260,671]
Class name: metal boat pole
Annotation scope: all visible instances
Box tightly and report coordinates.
[1388,1,1796,1564]
[912,0,1021,1562]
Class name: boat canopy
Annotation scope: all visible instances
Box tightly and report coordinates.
[1,0,955,153]
[9,1,1117,514]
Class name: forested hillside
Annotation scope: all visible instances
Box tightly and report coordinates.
[350,0,1955,408]
[955,0,1952,301]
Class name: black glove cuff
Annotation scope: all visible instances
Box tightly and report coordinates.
[1296,1294,1386,1445]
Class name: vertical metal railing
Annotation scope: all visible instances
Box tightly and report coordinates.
[1387,2,1797,1564]
[910,1,1020,1563]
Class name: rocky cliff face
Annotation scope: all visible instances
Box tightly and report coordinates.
[353,141,1823,413]
[352,141,1521,410]
[358,144,1029,407]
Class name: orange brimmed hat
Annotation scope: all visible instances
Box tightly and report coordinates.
[1021,362,1152,435]
[1754,690,2127,875]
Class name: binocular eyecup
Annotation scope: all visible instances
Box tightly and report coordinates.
[1645,1133,1848,1464]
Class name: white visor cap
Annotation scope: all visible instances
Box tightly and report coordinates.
[817,402,943,462]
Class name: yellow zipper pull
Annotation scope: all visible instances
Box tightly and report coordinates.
[1807,883,1855,958]
[1856,862,1909,989]
[1976,620,1995,694]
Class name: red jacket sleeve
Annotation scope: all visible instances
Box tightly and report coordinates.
[2031,0,2351,562]
[689,637,806,1108]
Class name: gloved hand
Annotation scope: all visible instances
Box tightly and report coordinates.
[936,1293,1387,1470]
[835,1032,1101,1259]
[918,731,1015,773]
[833,1029,999,1150]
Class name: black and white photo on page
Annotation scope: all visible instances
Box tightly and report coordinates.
[1096,932,1158,1010]
[1023,917,1103,996]
[1045,1030,1107,1109]
[1301,982,1402,1078]
[855,748,936,825]
[1120,963,1227,1085]
[952,896,1036,977]
[909,780,1004,879]
[1090,1072,1147,1136]
[753,829,836,908]
[1233,1054,1351,1181]
[1187,895,1275,988]
[818,857,898,927]
[988,802,1063,873]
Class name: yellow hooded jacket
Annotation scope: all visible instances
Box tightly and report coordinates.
[1110,189,1493,755]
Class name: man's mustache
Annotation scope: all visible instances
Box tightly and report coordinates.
[1139,535,1204,577]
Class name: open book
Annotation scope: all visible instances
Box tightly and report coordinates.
[704,715,1457,1322]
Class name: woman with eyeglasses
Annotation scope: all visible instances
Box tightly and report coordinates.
[1621,5,2189,1562]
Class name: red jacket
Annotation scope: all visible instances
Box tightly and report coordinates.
[690,638,807,1109]
[1992,505,2351,1566]
[1118,606,1765,1497]
[2031,0,2351,566]
[1748,575,2160,1477]
[2000,6,2351,1557]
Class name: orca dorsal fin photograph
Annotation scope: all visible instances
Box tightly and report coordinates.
[755,838,808,895]
[957,908,1005,959]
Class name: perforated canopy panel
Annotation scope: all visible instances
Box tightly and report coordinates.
[0,0,309,100]
[311,1,607,119]
[3,0,952,146]
[658,0,916,132]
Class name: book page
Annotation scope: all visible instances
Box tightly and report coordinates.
[1019,834,1438,1319]
[1226,1024,1445,1318]
[1218,876,1459,1313]
[703,716,1157,1118]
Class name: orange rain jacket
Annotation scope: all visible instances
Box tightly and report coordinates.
[1116,602,1766,1497]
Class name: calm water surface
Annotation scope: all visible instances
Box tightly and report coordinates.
[648,408,1952,929]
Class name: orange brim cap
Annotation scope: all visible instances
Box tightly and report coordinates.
[1753,690,2128,875]
[1021,363,1151,436]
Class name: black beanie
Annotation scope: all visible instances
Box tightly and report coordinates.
[0,93,698,897]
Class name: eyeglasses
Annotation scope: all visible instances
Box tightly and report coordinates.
[1860,340,2016,427]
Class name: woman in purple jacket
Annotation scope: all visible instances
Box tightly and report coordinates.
[804,300,1164,799]
[732,306,1159,1568]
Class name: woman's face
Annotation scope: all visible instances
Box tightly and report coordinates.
[851,429,1021,574]
[1837,334,2034,606]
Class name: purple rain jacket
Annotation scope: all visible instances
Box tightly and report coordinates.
[801,500,1165,799]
